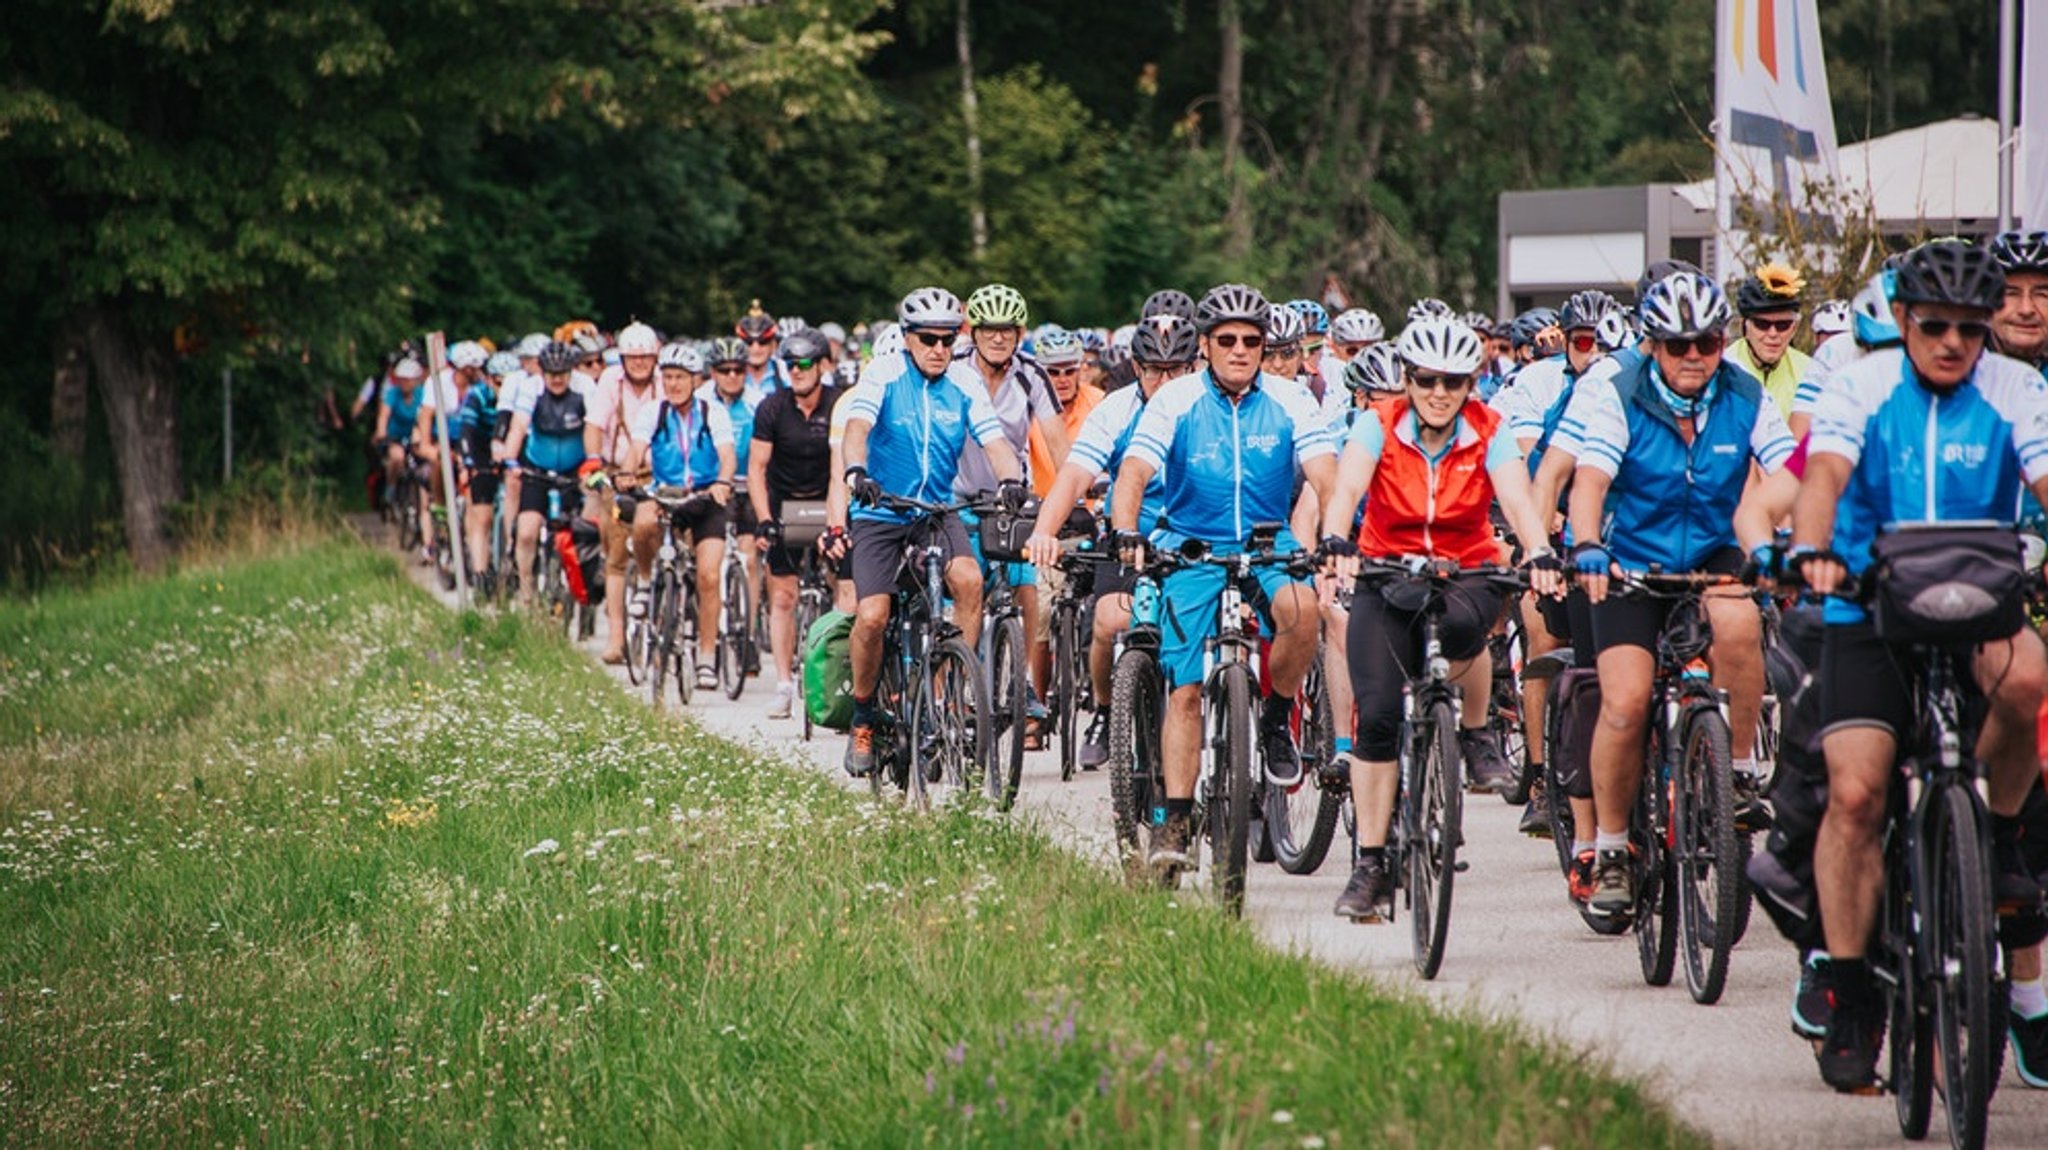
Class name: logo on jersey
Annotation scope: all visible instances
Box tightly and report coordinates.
[1940,442,1989,468]
[1244,432,1280,452]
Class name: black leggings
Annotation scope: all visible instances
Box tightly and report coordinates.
[1347,575,1504,760]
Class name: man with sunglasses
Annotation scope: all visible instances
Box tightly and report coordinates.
[840,287,1026,778]
[1728,264,1812,420]
[1026,314,1197,769]
[1558,270,1793,925]
[1318,316,1561,920]
[1791,239,2048,1093]
[749,328,846,720]
[1111,283,1339,872]
[736,304,790,400]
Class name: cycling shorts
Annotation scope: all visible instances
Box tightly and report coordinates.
[468,467,501,507]
[848,515,974,602]
[517,480,583,521]
[1590,546,1743,656]
[1347,574,1504,760]
[1817,621,1988,741]
[1534,586,1595,667]
[665,495,731,548]
[1159,557,1304,691]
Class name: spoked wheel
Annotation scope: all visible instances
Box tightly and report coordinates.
[1053,604,1081,782]
[1676,706,1740,1004]
[1206,664,1254,917]
[1634,735,1679,987]
[870,642,910,801]
[396,478,423,552]
[1928,783,1997,1150]
[984,616,1027,811]
[909,636,988,812]
[624,572,649,686]
[1407,700,1463,980]
[674,582,697,708]
[718,558,749,700]
[1886,852,1934,1141]
[1268,660,1341,875]
[1108,646,1165,879]
[647,572,676,711]
[1543,688,1579,879]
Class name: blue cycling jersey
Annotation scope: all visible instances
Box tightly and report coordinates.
[648,397,734,490]
[382,384,423,442]
[1125,369,1334,553]
[1808,348,2048,624]
[1067,385,1167,534]
[712,391,756,478]
[842,350,1005,524]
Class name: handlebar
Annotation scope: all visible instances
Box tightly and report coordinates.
[1357,558,1529,595]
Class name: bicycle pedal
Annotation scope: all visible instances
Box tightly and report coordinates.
[1453,860,1470,873]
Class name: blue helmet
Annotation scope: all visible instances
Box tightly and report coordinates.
[1285,299,1330,336]
[1851,269,1902,349]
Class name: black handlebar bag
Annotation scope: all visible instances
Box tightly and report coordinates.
[1867,524,2026,645]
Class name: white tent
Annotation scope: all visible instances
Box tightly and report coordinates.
[1677,115,2002,231]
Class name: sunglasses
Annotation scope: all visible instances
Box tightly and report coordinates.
[1746,315,1798,333]
[908,330,952,348]
[1409,372,1472,393]
[1210,333,1264,350]
[1659,333,1725,358]
[744,335,777,346]
[1046,365,1082,378]
[711,364,744,374]
[1264,344,1302,358]
[786,357,820,371]
[1905,311,1992,342]
[1568,331,1598,353]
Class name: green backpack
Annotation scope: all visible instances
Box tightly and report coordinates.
[802,610,856,731]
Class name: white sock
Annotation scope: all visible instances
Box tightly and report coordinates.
[1571,840,1595,858]
[1733,757,1760,778]
[1594,830,1629,854]
[2013,978,2048,1020]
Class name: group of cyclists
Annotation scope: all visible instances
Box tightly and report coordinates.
[358,232,2048,1146]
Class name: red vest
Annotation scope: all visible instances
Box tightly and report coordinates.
[1357,400,1502,568]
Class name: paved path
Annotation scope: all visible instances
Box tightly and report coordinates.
[382,529,2046,1149]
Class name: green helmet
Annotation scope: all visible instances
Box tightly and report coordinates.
[966,283,1029,328]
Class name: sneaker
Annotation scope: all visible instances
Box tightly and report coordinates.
[1078,712,1108,771]
[1588,847,1635,919]
[767,682,794,720]
[1333,857,1394,922]
[1567,849,1599,904]
[1459,727,1514,794]
[844,723,876,777]
[1149,813,1193,871]
[1792,953,1834,1041]
[1732,771,1772,833]
[696,662,719,690]
[2011,1007,2048,1088]
[1260,711,1302,787]
[1518,779,1554,838]
[1817,985,1884,1093]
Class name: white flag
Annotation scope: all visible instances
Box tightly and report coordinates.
[1713,0,1841,279]
[2023,4,2048,229]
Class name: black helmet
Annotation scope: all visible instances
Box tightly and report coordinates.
[1559,290,1619,332]
[537,340,579,374]
[1992,230,2048,276]
[1635,257,1704,302]
[1195,283,1269,333]
[1892,240,2005,313]
[1132,313,1200,365]
[1141,288,1197,322]
[1734,264,1805,316]
[1508,307,1561,350]
[780,329,829,363]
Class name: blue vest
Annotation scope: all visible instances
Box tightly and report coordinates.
[648,399,722,490]
[1601,356,1763,572]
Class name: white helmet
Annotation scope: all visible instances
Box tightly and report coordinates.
[1593,308,1633,354]
[657,342,704,373]
[1405,298,1457,326]
[392,357,426,381]
[1264,303,1306,347]
[1395,317,1485,376]
[1810,299,1852,336]
[1330,307,1385,344]
[1110,323,1137,352]
[1343,342,1405,394]
[871,323,906,360]
[448,340,489,370]
[897,287,965,330]
[616,321,661,357]
[514,333,550,359]
[1638,271,1732,340]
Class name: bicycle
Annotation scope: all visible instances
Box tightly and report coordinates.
[974,500,1035,812]
[1261,606,1342,875]
[1049,543,1102,782]
[716,513,753,701]
[1354,558,1527,979]
[638,486,718,711]
[863,494,992,812]
[523,469,596,642]
[768,501,836,742]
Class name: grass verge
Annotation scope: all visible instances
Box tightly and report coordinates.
[0,539,1705,1147]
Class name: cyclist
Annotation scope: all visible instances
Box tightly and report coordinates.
[1110,283,1339,869]
[1559,270,1793,922]
[503,340,603,607]
[1326,307,1386,394]
[839,287,1027,778]
[1287,298,1332,395]
[1026,313,1197,769]
[748,327,846,720]
[452,352,512,589]
[1141,288,1198,323]
[625,340,738,686]
[1809,300,1852,350]
[373,356,429,554]
[1992,229,2048,369]
[1727,263,1811,419]
[1318,315,1561,919]
[1791,268,1905,440]
[589,321,665,663]
[414,340,489,567]
[736,303,789,399]
[1790,238,2048,1092]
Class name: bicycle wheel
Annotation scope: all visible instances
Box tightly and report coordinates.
[795,588,822,743]
[648,570,676,710]
[1053,603,1080,782]
[1108,645,1164,876]
[1928,782,1996,1150]
[1206,664,1254,917]
[1542,690,1577,879]
[1676,706,1739,1004]
[910,636,988,812]
[984,615,1027,810]
[624,570,648,685]
[1887,844,1934,1140]
[1269,660,1341,875]
[397,476,423,552]
[1634,733,1678,987]
[1408,699,1462,980]
[873,628,911,801]
[674,579,696,707]
[717,558,749,700]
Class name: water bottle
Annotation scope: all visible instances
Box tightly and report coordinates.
[1132,577,1159,628]
[547,487,562,522]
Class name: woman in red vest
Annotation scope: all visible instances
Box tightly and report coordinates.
[1316,315,1562,922]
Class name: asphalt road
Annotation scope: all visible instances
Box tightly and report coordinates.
[388,537,2048,1149]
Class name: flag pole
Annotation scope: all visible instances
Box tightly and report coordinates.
[2002,0,2018,232]
[424,332,471,609]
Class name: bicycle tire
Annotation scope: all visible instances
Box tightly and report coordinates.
[624,571,648,685]
[1108,646,1164,877]
[1542,682,1578,880]
[985,616,1027,810]
[718,558,749,700]
[1269,660,1341,875]
[675,578,696,707]
[873,628,911,801]
[396,474,423,552]
[1053,604,1080,782]
[796,588,822,742]
[1207,664,1254,918]
[1409,699,1462,980]
[1676,705,1740,1005]
[1928,782,1996,1150]
[910,636,987,812]
[1887,839,1934,1141]
[647,571,676,711]
[1635,731,1679,987]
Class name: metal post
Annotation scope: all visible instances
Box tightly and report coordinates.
[423,332,471,608]
[221,367,233,482]
[2001,0,2017,232]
